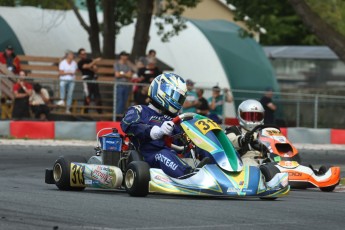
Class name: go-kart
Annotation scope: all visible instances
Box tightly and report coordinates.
[248,125,341,192]
[45,113,289,199]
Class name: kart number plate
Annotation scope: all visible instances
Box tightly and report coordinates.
[70,163,85,187]
[195,119,221,135]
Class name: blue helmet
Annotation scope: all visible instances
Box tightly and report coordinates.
[148,73,187,115]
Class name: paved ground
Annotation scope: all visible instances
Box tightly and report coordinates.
[0,142,345,230]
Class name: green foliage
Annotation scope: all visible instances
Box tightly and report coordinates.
[0,0,15,6]
[306,0,345,37]
[155,0,200,42]
[115,0,136,34]
[15,0,71,10]
[226,0,319,45]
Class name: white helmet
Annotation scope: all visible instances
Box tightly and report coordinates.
[237,99,265,131]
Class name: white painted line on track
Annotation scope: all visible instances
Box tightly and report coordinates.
[69,221,299,230]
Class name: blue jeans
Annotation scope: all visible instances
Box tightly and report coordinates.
[116,84,131,115]
[60,80,75,109]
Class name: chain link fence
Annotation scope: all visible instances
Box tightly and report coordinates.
[1,74,345,128]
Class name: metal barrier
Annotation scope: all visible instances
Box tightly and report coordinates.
[1,74,345,128]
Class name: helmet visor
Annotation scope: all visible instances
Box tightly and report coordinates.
[161,84,186,105]
[240,111,264,122]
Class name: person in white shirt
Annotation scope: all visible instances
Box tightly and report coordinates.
[58,51,78,113]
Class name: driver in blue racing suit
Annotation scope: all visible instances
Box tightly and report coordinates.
[121,73,207,178]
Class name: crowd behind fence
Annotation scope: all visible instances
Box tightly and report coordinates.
[1,74,345,129]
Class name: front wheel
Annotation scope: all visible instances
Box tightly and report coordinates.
[318,165,337,192]
[124,161,150,197]
[53,155,87,191]
[260,163,280,182]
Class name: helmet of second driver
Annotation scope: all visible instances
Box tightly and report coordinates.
[148,73,187,115]
[237,99,265,131]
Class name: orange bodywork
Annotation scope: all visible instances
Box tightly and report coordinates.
[258,127,341,189]
[278,165,341,188]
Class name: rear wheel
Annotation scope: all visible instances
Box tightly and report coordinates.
[124,161,150,197]
[53,155,87,191]
[318,165,337,192]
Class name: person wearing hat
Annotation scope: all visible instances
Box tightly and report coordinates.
[259,87,276,124]
[182,79,199,113]
[208,86,233,124]
[0,45,21,74]
[114,51,133,118]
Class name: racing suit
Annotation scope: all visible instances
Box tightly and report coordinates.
[225,126,261,166]
[121,104,193,178]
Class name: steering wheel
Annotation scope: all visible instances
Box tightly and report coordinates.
[245,125,281,159]
[164,113,196,152]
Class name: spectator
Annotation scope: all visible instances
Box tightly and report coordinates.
[137,58,161,84]
[134,85,150,105]
[208,86,233,124]
[77,48,102,114]
[138,49,157,68]
[30,83,50,120]
[12,70,32,120]
[57,50,78,114]
[182,79,199,113]
[114,51,133,117]
[0,45,21,74]
[196,88,209,116]
[260,87,277,125]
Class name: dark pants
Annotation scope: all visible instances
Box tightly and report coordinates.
[84,81,102,114]
[31,104,50,119]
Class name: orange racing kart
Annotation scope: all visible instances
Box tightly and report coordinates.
[249,125,340,192]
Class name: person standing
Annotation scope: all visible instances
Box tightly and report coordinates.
[208,86,233,124]
[77,48,102,114]
[137,58,161,84]
[196,88,209,116]
[182,79,199,113]
[12,71,32,120]
[0,45,21,74]
[138,49,157,68]
[57,51,78,114]
[114,51,133,118]
[260,87,277,125]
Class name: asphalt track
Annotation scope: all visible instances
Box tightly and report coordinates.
[1,144,345,230]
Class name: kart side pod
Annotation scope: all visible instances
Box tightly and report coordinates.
[45,155,123,190]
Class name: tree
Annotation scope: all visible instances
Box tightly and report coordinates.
[130,0,200,61]
[225,0,345,63]
[288,0,345,63]
[225,0,319,45]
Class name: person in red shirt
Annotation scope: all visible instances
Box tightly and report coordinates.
[12,70,32,120]
[0,45,21,74]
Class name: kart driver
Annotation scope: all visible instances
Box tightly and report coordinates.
[121,73,210,178]
[225,99,265,166]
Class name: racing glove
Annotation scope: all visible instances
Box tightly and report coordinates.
[239,132,254,147]
[150,121,174,140]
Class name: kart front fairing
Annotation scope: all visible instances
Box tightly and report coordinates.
[149,165,289,197]
[180,114,243,172]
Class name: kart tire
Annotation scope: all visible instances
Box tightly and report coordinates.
[260,163,281,182]
[127,150,143,164]
[318,165,337,192]
[125,161,150,197]
[53,155,87,191]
